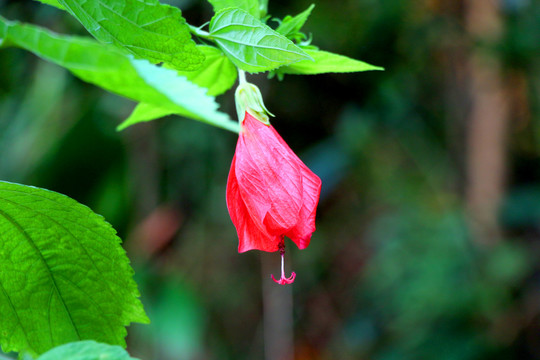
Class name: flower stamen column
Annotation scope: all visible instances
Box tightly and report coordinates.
[271,238,296,284]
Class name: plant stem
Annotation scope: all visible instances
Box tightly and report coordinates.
[188,24,211,39]
[238,69,247,85]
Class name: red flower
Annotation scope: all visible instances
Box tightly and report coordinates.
[226,111,322,284]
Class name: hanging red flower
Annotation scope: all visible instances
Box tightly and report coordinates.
[226,109,322,285]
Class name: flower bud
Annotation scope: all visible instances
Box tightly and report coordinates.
[226,111,321,254]
[234,81,274,125]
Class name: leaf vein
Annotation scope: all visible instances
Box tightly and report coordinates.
[0,279,28,348]
[0,208,82,341]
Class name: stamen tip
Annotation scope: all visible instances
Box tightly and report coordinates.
[271,272,296,285]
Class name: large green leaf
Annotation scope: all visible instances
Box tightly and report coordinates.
[56,0,203,70]
[0,17,238,133]
[275,49,384,76]
[176,45,237,97]
[208,0,260,18]
[209,8,312,73]
[0,181,149,357]
[36,341,138,360]
[129,57,238,131]
[119,45,238,131]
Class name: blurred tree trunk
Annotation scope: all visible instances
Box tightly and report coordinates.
[463,0,509,245]
[261,253,294,360]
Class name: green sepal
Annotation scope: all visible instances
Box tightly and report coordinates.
[235,78,273,123]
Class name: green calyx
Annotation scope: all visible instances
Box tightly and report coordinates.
[235,71,274,124]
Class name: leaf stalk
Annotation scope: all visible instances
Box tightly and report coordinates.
[189,25,212,39]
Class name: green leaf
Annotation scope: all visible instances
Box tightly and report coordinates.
[34,0,65,10]
[119,45,239,130]
[0,20,6,46]
[129,57,238,131]
[37,341,138,360]
[208,0,260,18]
[176,45,237,97]
[209,8,313,73]
[275,49,384,76]
[0,181,148,357]
[0,17,238,132]
[119,103,174,131]
[56,0,203,70]
[259,0,268,18]
[276,4,315,39]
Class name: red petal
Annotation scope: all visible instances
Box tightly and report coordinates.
[226,155,281,252]
[234,113,304,234]
[285,162,322,249]
[227,111,322,253]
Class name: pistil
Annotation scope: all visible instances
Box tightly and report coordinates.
[271,239,296,285]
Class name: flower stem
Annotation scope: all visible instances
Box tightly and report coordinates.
[238,69,247,85]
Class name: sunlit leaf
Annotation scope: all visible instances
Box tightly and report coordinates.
[0,16,237,132]
[37,341,139,360]
[34,0,65,10]
[128,58,238,131]
[56,0,203,70]
[0,182,148,357]
[275,49,384,76]
[119,103,173,131]
[176,45,237,97]
[120,45,239,130]
[209,8,312,73]
[208,0,260,18]
[276,4,315,39]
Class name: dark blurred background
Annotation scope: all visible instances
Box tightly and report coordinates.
[1,0,540,359]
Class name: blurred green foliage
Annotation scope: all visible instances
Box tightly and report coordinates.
[1,0,539,359]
